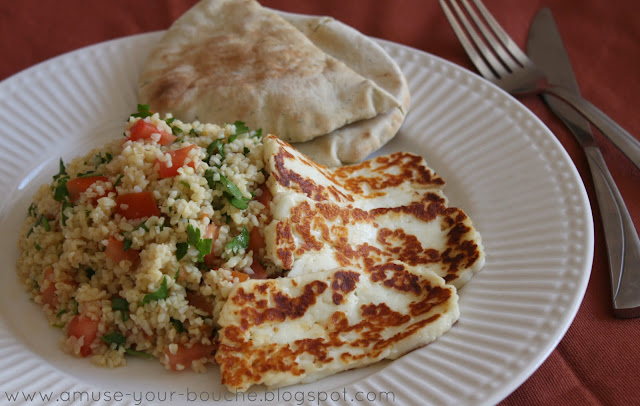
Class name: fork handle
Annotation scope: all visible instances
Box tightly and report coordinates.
[584,145,640,318]
[547,85,640,171]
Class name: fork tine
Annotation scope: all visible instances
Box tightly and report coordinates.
[439,0,498,80]
[469,0,532,68]
[459,0,521,72]
[441,0,516,80]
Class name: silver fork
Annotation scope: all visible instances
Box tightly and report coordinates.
[439,0,640,171]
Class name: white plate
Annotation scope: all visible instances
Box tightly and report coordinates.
[0,32,593,406]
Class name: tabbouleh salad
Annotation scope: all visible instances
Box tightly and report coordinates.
[15,105,276,371]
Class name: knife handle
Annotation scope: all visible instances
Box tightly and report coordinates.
[584,145,640,318]
[548,85,640,171]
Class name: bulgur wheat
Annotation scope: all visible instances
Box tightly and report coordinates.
[16,106,276,371]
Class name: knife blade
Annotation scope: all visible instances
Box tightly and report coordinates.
[527,8,640,318]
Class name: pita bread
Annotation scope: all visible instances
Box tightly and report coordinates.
[138,0,401,145]
[282,13,411,166]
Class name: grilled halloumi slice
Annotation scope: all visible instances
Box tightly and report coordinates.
[262,135,485,289]
[214,136,484,391]
[215,260,459,391]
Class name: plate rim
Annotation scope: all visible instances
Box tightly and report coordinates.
[0,29,594,406]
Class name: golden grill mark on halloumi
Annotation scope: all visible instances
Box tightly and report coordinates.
[264,134,445,204]
[215,260,459,391]
[262,135,485,289]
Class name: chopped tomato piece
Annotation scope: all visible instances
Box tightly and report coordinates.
[176,267,188,282]
[186,291,214,314]
[40,267,57,307]
[202,224,220,266]
[203,253,219,267]
[203,224,219,241]
[127,120,176,146]
[164,342,216,371]
[114,192,160,219]
[67,176,112,204]
[230,270,249,282]
[40,268,75,308]
[156,145,198,178]
[68,315,99,357]
[105,236,140,265]
[248,226,265,253]
[256,184,272,210]
[249,261,267,279]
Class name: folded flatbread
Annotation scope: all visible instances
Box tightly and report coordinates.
[138,0,402,152]
[283,12,411,166]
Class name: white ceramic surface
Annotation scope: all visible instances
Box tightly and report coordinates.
[0,31,593,406]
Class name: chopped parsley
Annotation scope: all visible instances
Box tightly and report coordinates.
[41,216,50,232]
[56,309,68,318]
[141,276,169,304]
[218,175,243,199]
[204,169,217,189]
[76,171,102,178]
[113,174,124,187]
[61,201,73,227]
[101,331,126,348]
[93,152,112,165]
[226,227,249,255]
[253,128,263,138]
[175,242,188,261]
[233,121,249,136]
[131,104,152,118]
[170,124,183,136]
[52,159,71,222]
[112,297,129,321]
[180,181,191,189]
[27,214,50,237]
[53,158,67,181]
[186,224,213,262]
[123,238,133,252]
[206,139,225,161]
[29,216,42,236]
[125,348,153,359]
[170,318,186,333]
[165,117,184,136]
[221,175,250,209]
[206,173,250,210]
[230,197,249,210]
[133,221,149,232]
[28,203,37,217]
[85,268,95,279]
[243,147,250,156]
[53,177,69,202]
[34,242,41,251]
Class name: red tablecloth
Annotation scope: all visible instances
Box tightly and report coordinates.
[1,1,639,405]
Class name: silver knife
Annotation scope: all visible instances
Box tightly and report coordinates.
[527,8,640,318]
